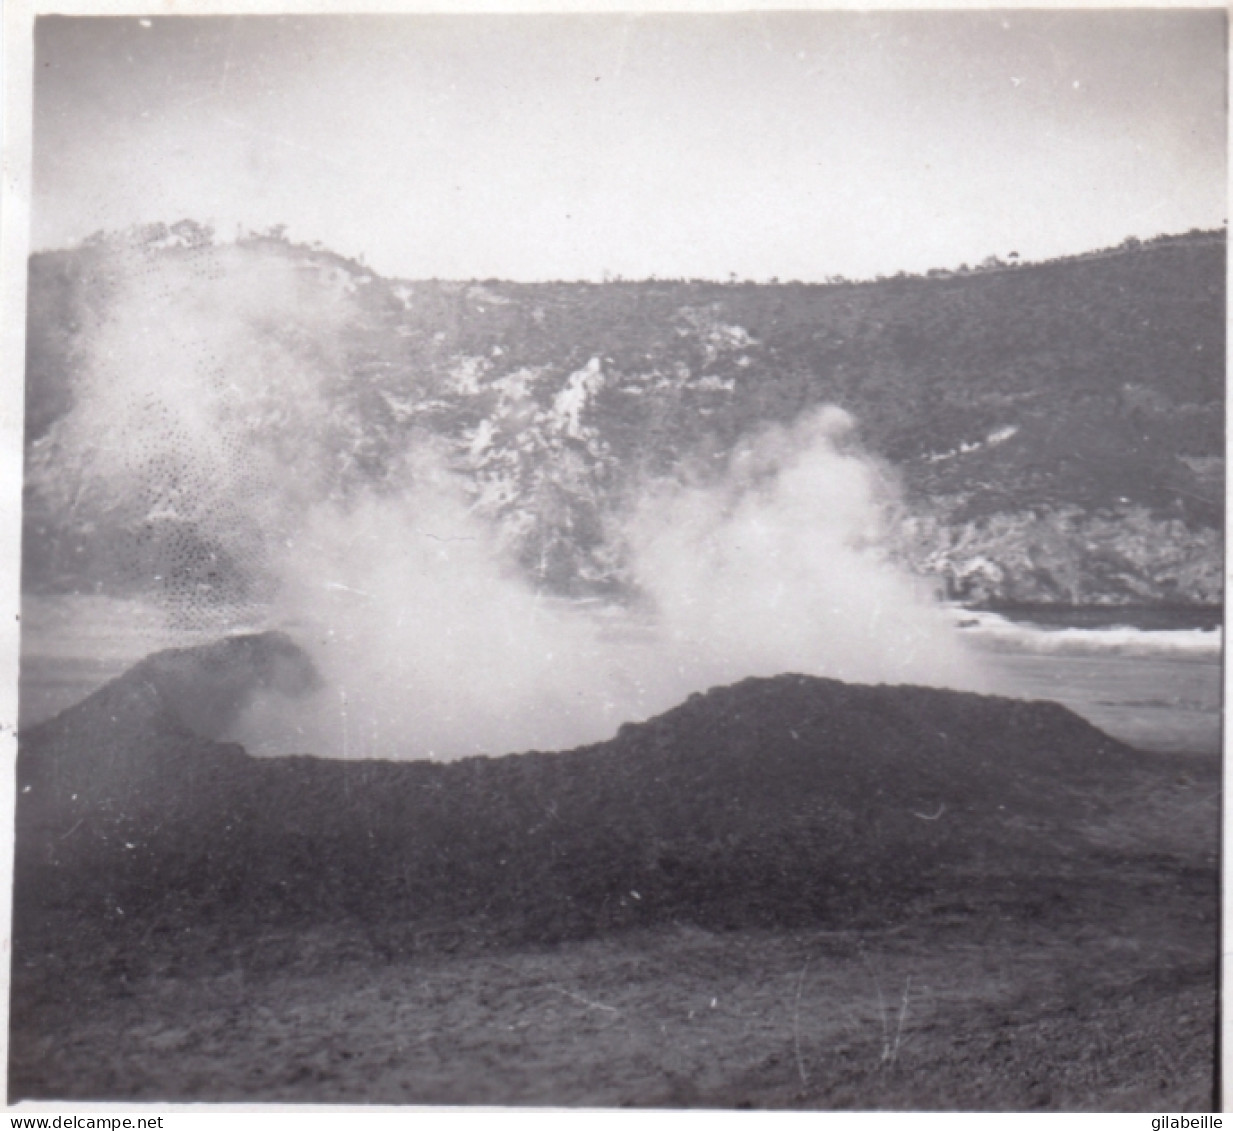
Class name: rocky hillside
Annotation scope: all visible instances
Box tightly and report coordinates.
[22,225,1224,606]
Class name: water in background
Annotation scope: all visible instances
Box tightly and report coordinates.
[17,594,265,732]
[18,595,1222,756]
[951,606,1221,755]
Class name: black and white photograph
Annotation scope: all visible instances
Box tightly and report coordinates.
[4,3,1224,1110]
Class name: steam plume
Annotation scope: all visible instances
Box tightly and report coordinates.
[28,237,986,759]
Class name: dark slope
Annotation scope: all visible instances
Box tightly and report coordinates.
[22,229,1225,605]
[14,635,1214,962]
[406,235,1225,521]
[11,636,1219,1106]
[27,230,1223,501]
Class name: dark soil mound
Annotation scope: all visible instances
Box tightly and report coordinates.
[15,634,1206,964]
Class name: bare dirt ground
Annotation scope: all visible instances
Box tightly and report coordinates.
[11,871,1215,1110]
[10,657,1219,1110]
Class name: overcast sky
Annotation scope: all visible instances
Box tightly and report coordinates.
[31,10,1227,282]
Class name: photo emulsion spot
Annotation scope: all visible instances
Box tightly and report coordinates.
[9,8,1224,1110]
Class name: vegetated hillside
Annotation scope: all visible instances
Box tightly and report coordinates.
[22,225,1224,606]
[15,634,1216,964]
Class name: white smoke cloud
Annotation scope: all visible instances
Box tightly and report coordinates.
[33,239,987,760]
[234,407,986,760]
[238,459,647,759]
[625,406,981,692]
[28,240,358,606]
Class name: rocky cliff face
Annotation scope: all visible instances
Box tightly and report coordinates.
[22,226,1224,608]
[894,501,1224,607]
